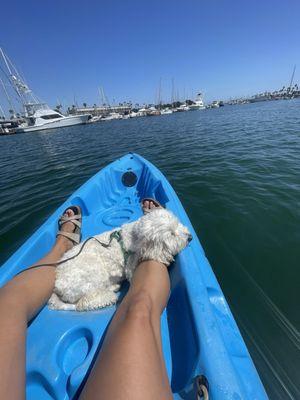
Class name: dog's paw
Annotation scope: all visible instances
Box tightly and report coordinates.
[76,291,118,311]
[48,293,76,311]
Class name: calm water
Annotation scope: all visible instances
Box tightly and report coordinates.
[0,100,299,399]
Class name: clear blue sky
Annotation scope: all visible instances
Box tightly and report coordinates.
[1,0,300,108]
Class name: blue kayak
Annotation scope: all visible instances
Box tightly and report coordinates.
[0,153,268,399]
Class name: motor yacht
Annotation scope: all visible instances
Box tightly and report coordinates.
[16,104,90,132]
[0,48,90,133]
[189,92,205,110]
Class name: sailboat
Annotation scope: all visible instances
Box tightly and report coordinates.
[0,48,90,133]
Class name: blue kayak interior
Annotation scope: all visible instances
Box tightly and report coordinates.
[0,153,268,399]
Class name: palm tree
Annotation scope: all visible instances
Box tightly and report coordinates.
[55,104,62,113]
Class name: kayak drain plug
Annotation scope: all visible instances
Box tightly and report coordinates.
[122,171,137,187]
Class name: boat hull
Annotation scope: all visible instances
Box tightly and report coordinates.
[189,105,206,110]
[0,153,268,399]
[16,114,90,132]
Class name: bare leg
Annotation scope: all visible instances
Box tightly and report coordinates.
[80,260,173,400]
[0,209,77,400]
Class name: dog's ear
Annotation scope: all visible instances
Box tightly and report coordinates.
[131,210,179,266]
[137,238,174,266]
[133,225,174,266]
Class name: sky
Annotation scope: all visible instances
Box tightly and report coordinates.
[1,0,300,111]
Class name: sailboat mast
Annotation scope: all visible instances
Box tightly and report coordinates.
[102,87,110,107]
[288,65,296,89]
[100,86,106,106]
[0,104,6,119]
[98,87,102,105]
[157,78,162,108]
[171,78,175,103]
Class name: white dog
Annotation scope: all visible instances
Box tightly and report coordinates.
[48,208,191,311]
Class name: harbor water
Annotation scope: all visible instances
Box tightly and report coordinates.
[0,100,299,399]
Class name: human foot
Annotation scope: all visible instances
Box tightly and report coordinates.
[56,206,82,251]
[141,198,164,214]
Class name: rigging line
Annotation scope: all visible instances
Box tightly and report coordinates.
[4,52,26,84]
[0,48,12,75]
[236,313,299,399]
[214,231,300,348]
[0,63,23,99]
[0,63,12,82]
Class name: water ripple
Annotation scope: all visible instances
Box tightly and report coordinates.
[0,100,300,398]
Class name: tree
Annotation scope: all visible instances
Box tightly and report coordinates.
[55,104,62,113]
[83,103,87,108]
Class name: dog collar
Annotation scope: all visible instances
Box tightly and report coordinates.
[109,230,133,266]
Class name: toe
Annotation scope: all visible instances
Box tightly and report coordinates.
[61,208,77,233]
[65,208,75,218]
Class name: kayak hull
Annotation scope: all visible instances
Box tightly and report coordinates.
[0,153,268,399]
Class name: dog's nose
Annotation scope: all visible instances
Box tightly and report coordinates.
[188,234,193,242]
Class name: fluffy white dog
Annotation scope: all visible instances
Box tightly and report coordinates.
[48,208,191,311]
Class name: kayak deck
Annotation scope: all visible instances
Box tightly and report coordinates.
[0,153,268,399]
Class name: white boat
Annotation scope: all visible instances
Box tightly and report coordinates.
[177,104,190,112]
[89,115,102,123]
[189,92,205,110]
[129,110,145,118]
[160,108,173,115]
[211,101,223,108]
[101,112,123,121]
[0,48,90,133]
[147,106,160,116]
[16,104,90,132]
[137,108,148,116]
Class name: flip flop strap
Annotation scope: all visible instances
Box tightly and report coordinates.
[56,231,80,244]
[59,216,82,228]
[60,214,81,221]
